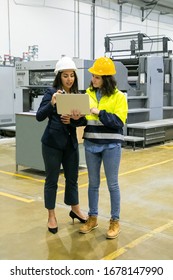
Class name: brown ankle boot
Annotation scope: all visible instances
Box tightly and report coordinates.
[79,216,98,234]
[106,219,120,239]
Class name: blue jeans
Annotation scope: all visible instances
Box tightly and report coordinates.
[85,143,121,220]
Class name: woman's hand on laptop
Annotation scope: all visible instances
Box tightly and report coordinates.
[51,90,65,107]
[90,107,100,115]
[70,109,84,120]
[51,92,57,106]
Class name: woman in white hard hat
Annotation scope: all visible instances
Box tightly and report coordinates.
[36,56,87,234]
[79,57,128,239]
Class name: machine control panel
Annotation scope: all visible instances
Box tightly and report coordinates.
[15,60,56,88]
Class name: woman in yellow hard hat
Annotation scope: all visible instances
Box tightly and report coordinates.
[79,57,128,239]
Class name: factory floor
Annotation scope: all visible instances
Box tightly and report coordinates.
[0,137,173,261]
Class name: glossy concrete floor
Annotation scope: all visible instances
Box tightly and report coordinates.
[0,137,173,260]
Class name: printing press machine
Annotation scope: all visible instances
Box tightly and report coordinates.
[163,57,173,119]
[104,31,173,147]
[15,58,93,112]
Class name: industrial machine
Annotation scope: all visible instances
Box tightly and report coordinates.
[0,66,15,126]
[15,58,94,112]
[163,57,173,119]
[104,31,172,58]
[104,32,171,123]
[0,65,22,129]
[104,31,173,146]
[112,55,164,125]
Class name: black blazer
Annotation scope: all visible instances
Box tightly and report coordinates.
[36,87,87,150]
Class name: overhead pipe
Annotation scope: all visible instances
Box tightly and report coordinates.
[118,0,128,30]
[74,0,80,58]
[91,0,95,60]
[119,3,123,30]
[128,0,173,15]
[7,0,11,55]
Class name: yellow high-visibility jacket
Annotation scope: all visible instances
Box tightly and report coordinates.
[83,87,128,144]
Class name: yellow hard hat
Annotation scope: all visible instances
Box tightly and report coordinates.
[88,57,116,76]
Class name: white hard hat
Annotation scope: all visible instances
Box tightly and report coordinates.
[54,56,77,75]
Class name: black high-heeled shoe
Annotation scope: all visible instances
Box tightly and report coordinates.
[69,210,87,224]
[48,218,58,234]
[48,226,58,234]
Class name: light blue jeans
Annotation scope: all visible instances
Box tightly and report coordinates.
[85,143,121,220]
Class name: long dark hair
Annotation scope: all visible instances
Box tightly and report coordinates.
[89,75,117,96]
[53,71,79,93]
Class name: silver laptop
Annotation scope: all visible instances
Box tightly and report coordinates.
[56,94,90,115]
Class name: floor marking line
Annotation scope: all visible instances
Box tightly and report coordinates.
[102,220,173,260]
[0,191,34,203]
[119,158,173,176]
[158,146,173,149]
[0,170,44,182]
[1,158,173,189]
[0,170,65,187]
[100,158,173,181]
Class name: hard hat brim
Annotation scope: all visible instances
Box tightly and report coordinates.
[88,67,116,76]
